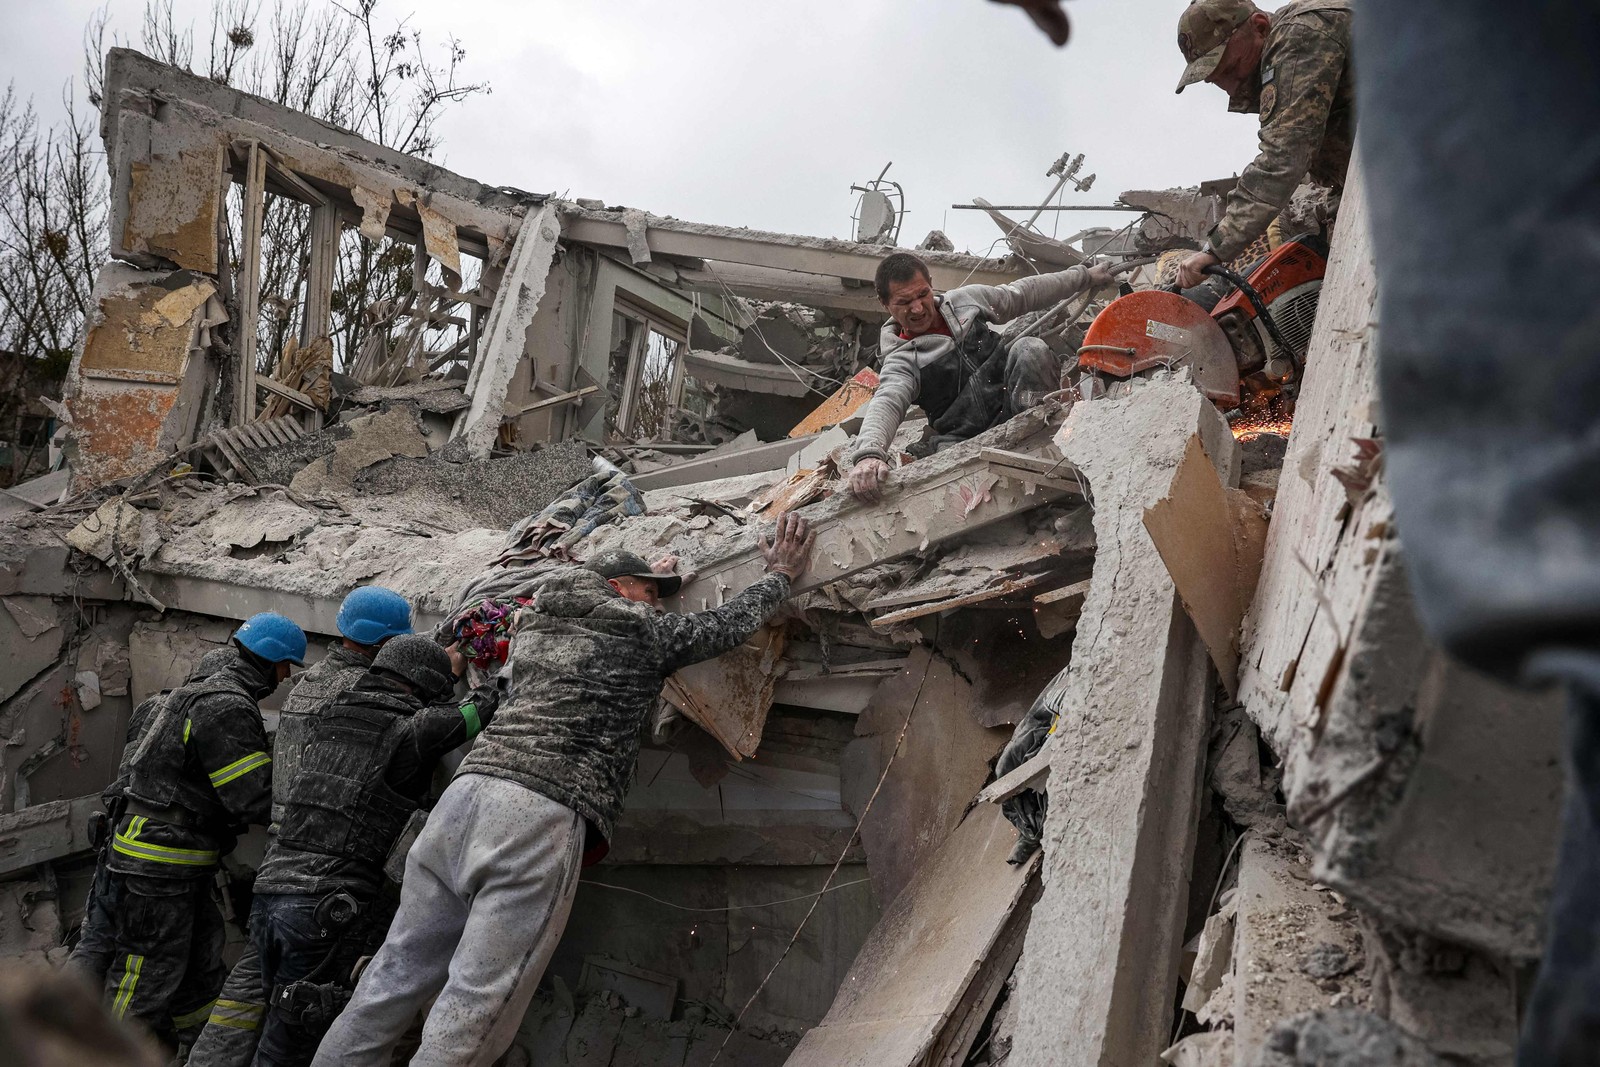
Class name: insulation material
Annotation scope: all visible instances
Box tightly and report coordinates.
[351,185,393,241]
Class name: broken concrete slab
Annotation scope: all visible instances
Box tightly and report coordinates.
[671,404,1078,609]
[1232,835,1366,1062]
[1364,923,1518,1066]
[841,648,1009,906]
[0,794,100,878]
[784,806,1037,1067]
[457,203,564,458]
[1247,1009,1446,1067]
[288,406,430,498]
[1008,380,1233,1067]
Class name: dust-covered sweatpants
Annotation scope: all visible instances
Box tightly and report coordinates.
[310,774,583,1067]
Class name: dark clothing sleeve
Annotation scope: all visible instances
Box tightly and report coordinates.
[1211,19,1348,260]
[654,572,792,675]
[188,696,273,829]
[385,684,499,794]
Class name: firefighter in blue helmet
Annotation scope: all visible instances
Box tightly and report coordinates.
[187,587,412,1067]
[83,612,304,1051]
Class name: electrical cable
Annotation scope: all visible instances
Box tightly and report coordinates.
[577,877,873,914]
[704,622,939,1066]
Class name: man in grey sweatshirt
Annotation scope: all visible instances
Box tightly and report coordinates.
[846,251,1113,501]
[312,513,815,1067]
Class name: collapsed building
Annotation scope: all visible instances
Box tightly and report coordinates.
[0,48,1559,1067]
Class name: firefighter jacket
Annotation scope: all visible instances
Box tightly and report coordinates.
[110,650,276,879]
[848,265,1096,467]
[1208,0,1354,261]
[270,643,373,828]
[457,566,791,841]
[253,672,498,899]
[103,648,238,812]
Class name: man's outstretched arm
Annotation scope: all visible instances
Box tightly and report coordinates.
[656,513,816,674]
[962,263,1113,325]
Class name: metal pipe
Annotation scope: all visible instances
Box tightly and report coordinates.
[950,204,1144,212]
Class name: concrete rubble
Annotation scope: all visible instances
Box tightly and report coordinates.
[0,47,1557,1067]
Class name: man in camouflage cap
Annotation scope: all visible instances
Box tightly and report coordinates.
[1171,0,1354,289]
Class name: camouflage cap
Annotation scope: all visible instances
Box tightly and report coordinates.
[586,549,683,597]
[1176,0,1260,93]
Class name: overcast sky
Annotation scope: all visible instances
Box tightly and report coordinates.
[4,0,1268,255]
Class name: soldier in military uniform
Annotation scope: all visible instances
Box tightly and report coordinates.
[314,515,816,1067]
[1171,0,1354,289]
[187,586,414,1067]
[88,613,305,1050]
[249,635,497,1067]
[845,251,1114,503]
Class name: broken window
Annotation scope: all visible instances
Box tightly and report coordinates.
[602,301,687,441]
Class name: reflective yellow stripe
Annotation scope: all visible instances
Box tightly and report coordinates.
[206,998,265,1031]
[171,998,216,1029]
[112,829,219,867]
[460,702,481,738]
[183,718,191,744]
[208,751,271,788]
[112,954,143,1018]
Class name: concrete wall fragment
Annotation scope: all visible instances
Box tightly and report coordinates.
[63,262,218,491]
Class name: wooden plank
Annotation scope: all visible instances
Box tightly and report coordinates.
[927,876,1042,1067]
[871,570,1056,629]
[784,807,1038,1067]
[976,740,1054,805]
[511,385,598,416]
[236,140,266,425]
[1034,578,1091,606]
[255,375,318,412]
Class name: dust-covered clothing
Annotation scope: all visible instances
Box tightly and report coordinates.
[110,651,275,881]
[271,644,372,828]
[90,649,275,1044]
[186,943,265,1066]
[457,566,791,841]
[1207,0,1354,261]
[848,266,1095,466]
[254,672,497,898]
[98,874,228,1046]
[70,648,241,1010]
[310,777,584,1067]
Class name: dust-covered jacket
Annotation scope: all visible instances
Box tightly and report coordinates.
[253,671,497,898]
[457,566,792,840]
[111,650,276,879]
[847,266,1096,467]
[1208,0,1354,260]
[270,642,373,828]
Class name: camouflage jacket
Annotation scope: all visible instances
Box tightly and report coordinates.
[270,643,373,828]
[457,566,791,840]
[111,651,275,879]
[1209,0,1354,261]
[253,673,497,898]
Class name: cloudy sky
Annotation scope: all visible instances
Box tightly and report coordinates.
[4,0,1265,255]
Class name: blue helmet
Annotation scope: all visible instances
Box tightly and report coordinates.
[336,586,414,646]
[234,613,308,665]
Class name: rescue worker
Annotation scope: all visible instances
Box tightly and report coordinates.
[1171,0,1354,289]
[188,586,413,1066]
[70,648,239,990]
[90,612,304,1050]
[249,635,497,1067]
[844,251,1114,503]
[313,513,817,1067]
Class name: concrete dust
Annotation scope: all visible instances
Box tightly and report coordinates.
[352,440,594,531]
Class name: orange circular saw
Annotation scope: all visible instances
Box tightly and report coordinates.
[1078,289,1242,406]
